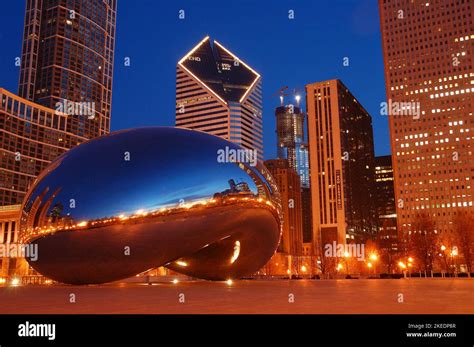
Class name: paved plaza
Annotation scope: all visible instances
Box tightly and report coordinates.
[0,279,472,314]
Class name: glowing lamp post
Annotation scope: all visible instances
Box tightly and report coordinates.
[369,253,378,275]
[398,261,407,277]
[343,251,350,275]
[407,257,414,277]
[451,247,458,276]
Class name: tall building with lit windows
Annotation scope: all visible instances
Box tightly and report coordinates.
[1,0,117,206]
[0,89,87,206]
[18,0,117,137]
[374,155,398,253]
[306,79,377,246]
[276,104,310,187]
[379,0,473,237]
[176,36,263,161]
[275,104,312,242]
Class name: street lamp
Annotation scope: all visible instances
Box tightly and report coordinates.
[440,245,450,275]
[451,246,458,276]
[398,261,407,278]
[343,252,350,275]
[407,257,414,276]
[369,253,378,275]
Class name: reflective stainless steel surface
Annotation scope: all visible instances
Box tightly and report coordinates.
[19,127,282,284]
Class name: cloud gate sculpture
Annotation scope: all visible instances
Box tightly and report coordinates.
[19,127,282,284]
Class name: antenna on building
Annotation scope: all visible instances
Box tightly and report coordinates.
[293,88,302,107]
[295,94,301,107]
[272,86,289,106]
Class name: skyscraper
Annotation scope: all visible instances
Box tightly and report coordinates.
[374,155,397,231]
[0,0,117,206]
[176,36,263,161]
[374,155,398,255]
[18,0,117,137]
[275,103,312,242]
[379,0,473,237]
[275,104,310,187]
[0,89,87,206]
[306,79,377,247]
[264,159,304,256]
[300,189,312,243]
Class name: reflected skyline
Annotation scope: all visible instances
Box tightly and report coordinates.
[23,127,267,222]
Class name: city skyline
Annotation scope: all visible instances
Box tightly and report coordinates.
[1,0,471,269]
[0,0,389,160]
[0,2,472,338]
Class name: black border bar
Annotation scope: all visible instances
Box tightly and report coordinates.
[0,314,473,345]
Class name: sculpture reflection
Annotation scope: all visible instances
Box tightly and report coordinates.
[19,127,282,284]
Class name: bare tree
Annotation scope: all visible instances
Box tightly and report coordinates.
[314,239,337,278]
[452,212,474,274]
[408,214,438,273]
[437,232,456,273]
[376,219,400,273]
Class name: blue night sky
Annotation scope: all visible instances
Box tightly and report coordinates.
[0,0,390,159]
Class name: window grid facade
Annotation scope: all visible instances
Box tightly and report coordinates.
[379,0,473,236]
[306,80,377,245]
[18,0,117,138]
[176,37,263,161]
[0,89,88,206]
